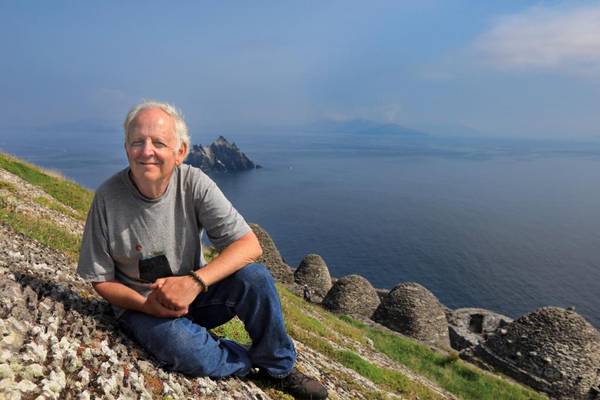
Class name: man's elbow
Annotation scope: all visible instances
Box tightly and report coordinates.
[245,231,263,261]
[254,242,263,260]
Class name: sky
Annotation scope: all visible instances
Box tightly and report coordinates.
[1,1,600,139]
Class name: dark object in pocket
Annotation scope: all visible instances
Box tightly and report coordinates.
[139,254,172,283]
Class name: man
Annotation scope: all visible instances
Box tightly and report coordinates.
[77,100,328,399]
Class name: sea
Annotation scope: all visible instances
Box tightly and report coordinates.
[2,128,600,327]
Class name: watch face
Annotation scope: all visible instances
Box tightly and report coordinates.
[138,253,172,283]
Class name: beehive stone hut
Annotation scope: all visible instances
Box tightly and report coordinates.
[474,307,600,399]
[250,223,293,284]
[447,307,512,351]
[373,282,450,348]
[322,275,380,318]
[294,254,332,299]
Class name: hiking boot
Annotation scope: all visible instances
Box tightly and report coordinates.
[259,367,328,399]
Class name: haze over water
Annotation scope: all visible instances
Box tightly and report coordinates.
[2,129,599,327]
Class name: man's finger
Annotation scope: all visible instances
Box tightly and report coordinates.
[150,278,166,289]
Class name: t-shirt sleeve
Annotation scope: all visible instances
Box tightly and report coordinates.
[77,194,115,282]
[194,174,251,251]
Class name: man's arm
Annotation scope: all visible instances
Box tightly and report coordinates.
[151,231,262,311]
[92,280,189,318]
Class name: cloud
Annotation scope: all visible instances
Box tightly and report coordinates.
[474,3,600,75]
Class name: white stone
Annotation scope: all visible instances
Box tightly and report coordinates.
[0,363,13,379]
[100,361,111,374]
[7,250,23,259]
[82,348,93,361]
[40,370,66,399]
[98,374,118,396]
[0,349,12,363]
[21,363,44,379]
[77,368,90,387]
[78,391,91,400]
[23,342,47,363]
[16,379,37,392]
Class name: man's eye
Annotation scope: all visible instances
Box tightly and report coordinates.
[130,141,144,147]
[153,142,167,148]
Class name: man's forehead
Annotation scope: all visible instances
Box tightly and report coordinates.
[131,108,175,130]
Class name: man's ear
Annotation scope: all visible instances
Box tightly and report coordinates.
[177,142,188,164]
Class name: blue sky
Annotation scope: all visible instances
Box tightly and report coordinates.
[1,1,599,139]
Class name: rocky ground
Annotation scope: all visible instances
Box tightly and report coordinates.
[0,221,455,399]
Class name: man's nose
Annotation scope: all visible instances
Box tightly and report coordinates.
[141,140,156,156]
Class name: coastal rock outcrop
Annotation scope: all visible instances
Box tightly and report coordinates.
[447,307,512,351]
[250,223,294,284]
[471,306,600,399]
[322,275,380,318]
[373,282,450,348]
[185,136,260,173]
[294,254,333,300]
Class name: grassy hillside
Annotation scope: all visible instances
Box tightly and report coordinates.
[0,151,546,400]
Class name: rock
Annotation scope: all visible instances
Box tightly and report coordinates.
[185,136,260,173]
[294,254,333,299]
[322,274,380,318]
[373,282,450,348]
[474,307,600,399]
[21,363,44,380]
[250,223,294,283]
[446,307,512,351]
[0,364,13,380]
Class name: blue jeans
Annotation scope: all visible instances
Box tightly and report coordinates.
[118,263,296,378]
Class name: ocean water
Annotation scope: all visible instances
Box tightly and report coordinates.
[2,128,600,327]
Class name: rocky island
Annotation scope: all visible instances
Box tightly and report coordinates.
[2,151,598,399]
[185,136,260,173]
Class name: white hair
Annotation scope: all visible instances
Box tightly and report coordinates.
[123,100,191,159]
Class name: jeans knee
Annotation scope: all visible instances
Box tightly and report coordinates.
[233,263,273,287]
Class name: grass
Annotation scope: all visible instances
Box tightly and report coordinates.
[0,152,93,214]
[34,196,84,221]
[277,286,444,399]
[340,316,546,400]
[211,317,251,345]
[0,180,18,193]
[0,199,82,261]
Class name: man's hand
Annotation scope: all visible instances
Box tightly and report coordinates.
[142,290,189,318]
[149,275,202,312]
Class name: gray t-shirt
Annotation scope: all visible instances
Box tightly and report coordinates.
[77,164,251,316]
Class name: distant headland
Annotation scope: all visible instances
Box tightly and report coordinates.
[185,136,261,173]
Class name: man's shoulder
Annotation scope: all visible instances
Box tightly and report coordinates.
[95,167,129,200]
[178,164,213,187]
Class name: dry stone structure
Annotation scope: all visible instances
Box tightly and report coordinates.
[471,307,600,399]
[322,274,380,318]
[373,282,450,348]
[447,307,512,351]
[294,254,333,300]
[250,223,294,283]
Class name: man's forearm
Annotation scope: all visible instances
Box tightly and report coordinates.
[195,231,263,287]
[93,280,147,312]
[92,280,187,318]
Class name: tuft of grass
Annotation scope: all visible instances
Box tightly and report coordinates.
[0,152,93,214]
[210,316,251,346]
[34,196,84,221]
[0,202,81,261]
[0,180,18,193]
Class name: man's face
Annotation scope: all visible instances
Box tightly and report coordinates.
[125,108,187,191]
